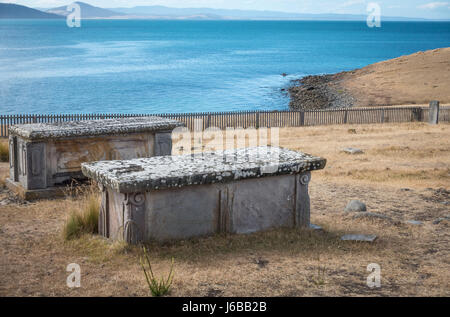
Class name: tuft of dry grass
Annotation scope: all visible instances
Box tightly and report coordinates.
[62,184,100,241]
[0,140,8,162]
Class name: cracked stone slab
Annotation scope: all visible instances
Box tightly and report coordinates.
[341,234,377,242]
[9,117,184,140]
[81,146,326,193]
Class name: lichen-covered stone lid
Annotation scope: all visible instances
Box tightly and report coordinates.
[9,117,184,140]
[81,146,326,193]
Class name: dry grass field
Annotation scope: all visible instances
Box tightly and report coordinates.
[342,48,450,107]
[0,122,449,297]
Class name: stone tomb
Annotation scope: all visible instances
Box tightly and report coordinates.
[81,146,326,243]
[7,117,183,199]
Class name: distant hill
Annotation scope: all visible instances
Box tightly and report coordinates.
[6,2,441,21]
[0,3,63,19]
[47,2,125,19]
[111,5,431,21]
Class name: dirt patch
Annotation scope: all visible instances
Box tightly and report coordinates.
[421,188,450,206]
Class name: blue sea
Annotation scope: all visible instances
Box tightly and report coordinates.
[0,20,449,114]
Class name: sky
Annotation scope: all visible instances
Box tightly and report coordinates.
[2,0,450,19]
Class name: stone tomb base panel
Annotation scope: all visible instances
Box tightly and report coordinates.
[5,178,67,200]
[230,173,298,234]
[102,172,311,242]
[47,134,156,187]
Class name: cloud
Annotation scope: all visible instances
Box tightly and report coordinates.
[0,0,64,7]
[418,2,450,9]
[336,0,366,9]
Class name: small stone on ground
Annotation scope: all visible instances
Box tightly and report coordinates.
[341,234,377,242]
[309,224,323,231]
[406,220,423,225]
[342,147,364,155]
[254,258,269,268]
[206,288,223,297]
[433,217,450,225]
[345,200,367,212]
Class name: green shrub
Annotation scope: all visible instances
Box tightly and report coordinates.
[140,246,174,297]
[0,141,8,162]
[63,191,100,241]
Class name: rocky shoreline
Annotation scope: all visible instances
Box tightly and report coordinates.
[288,71,356,110]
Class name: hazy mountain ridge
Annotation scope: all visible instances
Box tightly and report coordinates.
[47,2,125,18]
[109,5,432,21]
[1,2,445,20]
[0,3,64,19]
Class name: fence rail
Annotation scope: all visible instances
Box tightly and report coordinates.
[1,106,449,137]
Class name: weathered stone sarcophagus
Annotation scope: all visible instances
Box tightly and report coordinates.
[81,146,326,243]
[7,117,183,199]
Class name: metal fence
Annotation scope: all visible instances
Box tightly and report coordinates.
[1,106,449,137]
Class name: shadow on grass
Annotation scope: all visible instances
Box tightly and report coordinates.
[63,225,382,265]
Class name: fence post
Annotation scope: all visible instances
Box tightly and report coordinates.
[206,114,211,129]
[343,110,348,124]
[412,107,422,122]
[256,112,260,129]
[380,109,384,123]
[300,111,305,126]
[429,100,440,124]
